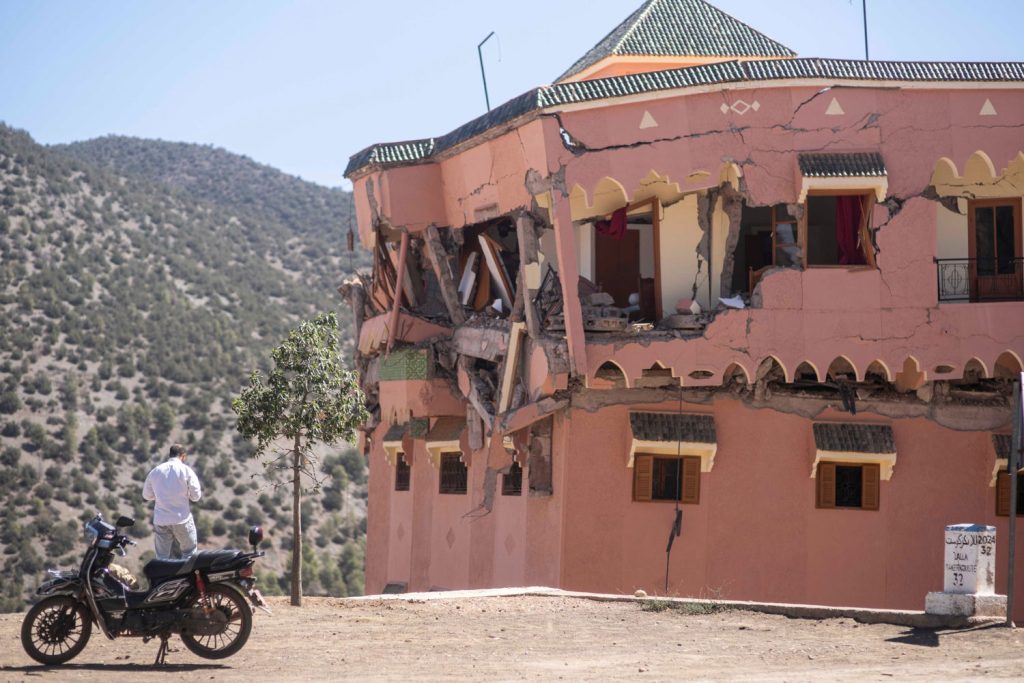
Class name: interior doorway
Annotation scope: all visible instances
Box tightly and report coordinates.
[592,198,660,320]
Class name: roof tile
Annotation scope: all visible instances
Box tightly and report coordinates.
[346,58,1024,177]
[992,433,1013,460]
[426,416,466,443]
[630,412,716,443]
[383,423,406,442]
[556,0,795,83]
[798,152,886,178]
[813,423,895,454]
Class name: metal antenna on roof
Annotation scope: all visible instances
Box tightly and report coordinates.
[478,31,497,111]
[861,0,870,60]
[664,386,684,593]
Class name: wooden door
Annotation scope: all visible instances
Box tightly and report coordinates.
[969,198,1022,301]
[595,228,640,307]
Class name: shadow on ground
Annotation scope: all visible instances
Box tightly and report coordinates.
[885,622,1004,648]
[2,663,229,673]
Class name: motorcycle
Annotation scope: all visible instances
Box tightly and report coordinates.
[21,513,270,665]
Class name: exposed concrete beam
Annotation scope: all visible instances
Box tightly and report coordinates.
[423,224,466,325]
[452,326,508,362]
[385,231,409,354]
[499,396,568,433]
[550,197,588,377]
[716,184,744,299]
[458,356,494,431]
[498,322,526,414]
[467,403,484,451]
[338,278,366,365]
[515,212,543,339]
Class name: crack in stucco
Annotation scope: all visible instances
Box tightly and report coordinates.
[542,111,750,156]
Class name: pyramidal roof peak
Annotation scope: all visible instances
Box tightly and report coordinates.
[555,0,796,83]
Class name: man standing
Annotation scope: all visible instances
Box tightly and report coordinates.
[143,444,202,560]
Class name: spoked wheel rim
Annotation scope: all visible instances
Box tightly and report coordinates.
[21,597,92,665]
[180,585,252,659]
[33,603,85,655]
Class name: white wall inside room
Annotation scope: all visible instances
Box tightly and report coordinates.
[659,194,702,314]
[936,203,968,260]
[710,197,729,306]
[574,222,595,281]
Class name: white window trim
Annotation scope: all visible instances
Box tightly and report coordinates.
[383,441,404,467]
[798,177,888,204]
[426,441,463,468]
[627,440,717,472]
[810,450,896,481]
[991,459,1024,487]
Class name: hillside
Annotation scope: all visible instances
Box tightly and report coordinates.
[0,124,370,611]
[54,136,357,299]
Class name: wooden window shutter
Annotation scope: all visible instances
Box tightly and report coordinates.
[861,463,880,511]
[681,456,701,504]
[634,455,653,502]
[997,471,1010,516]
[817,462,836,508]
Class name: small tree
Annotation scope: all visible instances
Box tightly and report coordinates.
[232,312,367,606]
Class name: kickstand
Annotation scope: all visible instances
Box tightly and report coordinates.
[154,634,171,666]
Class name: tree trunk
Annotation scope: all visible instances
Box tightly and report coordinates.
[291,433,302,607]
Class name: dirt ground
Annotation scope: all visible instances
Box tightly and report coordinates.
[2,594,1024,681]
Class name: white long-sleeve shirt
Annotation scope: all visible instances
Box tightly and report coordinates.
[142,458,202,526]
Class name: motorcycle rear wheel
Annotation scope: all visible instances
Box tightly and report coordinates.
[180,584,252,659]
[21,596,92,665]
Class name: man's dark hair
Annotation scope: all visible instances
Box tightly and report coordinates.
[169,444,187,458]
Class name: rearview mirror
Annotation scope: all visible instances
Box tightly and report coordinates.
[248,526,264,549]
[116,516,135,528]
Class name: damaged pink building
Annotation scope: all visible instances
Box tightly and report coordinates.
[341,0,1024,617]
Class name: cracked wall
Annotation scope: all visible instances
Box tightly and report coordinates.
[351,76,1024,602]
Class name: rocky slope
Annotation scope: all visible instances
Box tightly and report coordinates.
[0,125,368,610]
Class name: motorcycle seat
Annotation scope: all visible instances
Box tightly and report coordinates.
[143,549,244,582]
[143,558,190,581]
[194,549,243,569]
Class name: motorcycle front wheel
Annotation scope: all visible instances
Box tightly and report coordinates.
[180,584,253,659]
[21,596,93,665]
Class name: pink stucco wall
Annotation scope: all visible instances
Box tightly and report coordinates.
[356,77,1024,615]
[366,401,1024,618]
[556,400,1024,617]
[365,422,564,594]
[542,86,1024,210]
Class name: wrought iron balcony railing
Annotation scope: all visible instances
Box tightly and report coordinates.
[934,257,1024,303]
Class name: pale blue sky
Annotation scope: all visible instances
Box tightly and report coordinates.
[1,1,1020,188]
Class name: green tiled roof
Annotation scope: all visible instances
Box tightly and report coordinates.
[799,152,886,178]
[345,58,1024,177]
[379,348,432,382]
[383,422,407,442]
[556,0,795,83]
[383,418,430,442]
[409,418,429,438]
